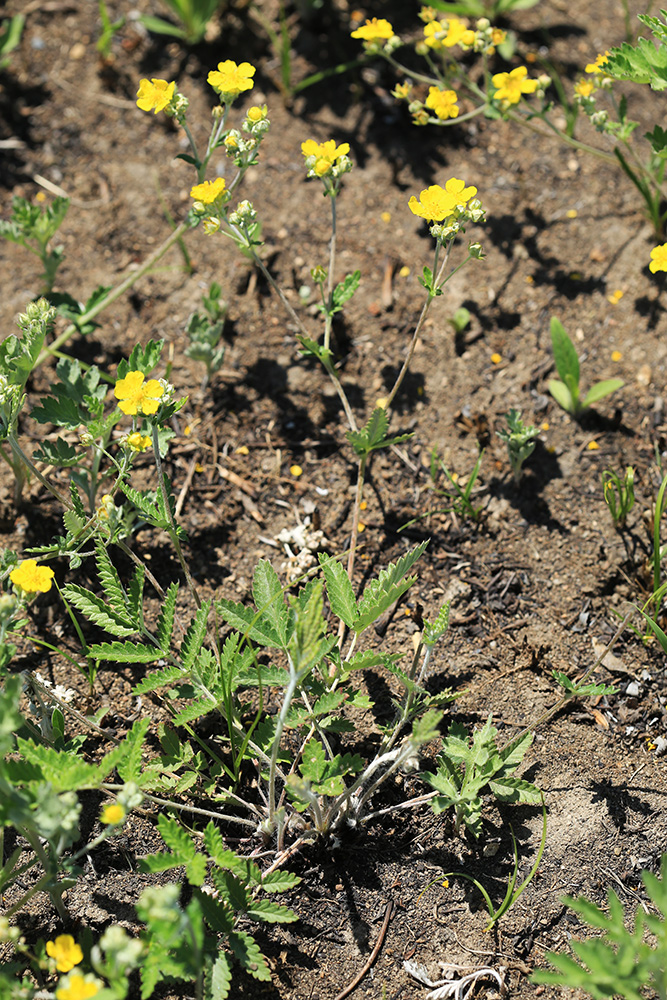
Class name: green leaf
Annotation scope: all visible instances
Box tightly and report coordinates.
[252,560,291,648]
[60,584,136,637]
[94,540,126,610]
[157,582,179,653]
[86,640,162,663]
[582,379,624,407]
[216,598,285,648]
[117,339,165,379]
[354,540,428,633]
[550,317,579,386]
[245,898,297,924]
[116,718,150,782]
[332,269,361,310]
[33,438,78,467]
[180,602,210,671]
[423,602,450,647]
[488,775,542,804]
[133,663,188,695]
[208,952,232,999]
[227,930,271,981]
[261,870,301,893]
[172,698,217,727]
[605,36,667,90]
[548,378,574,414]
[646,124,667,155]
[318,553,358,628]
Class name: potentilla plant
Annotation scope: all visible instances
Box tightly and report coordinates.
[351,7,667,237]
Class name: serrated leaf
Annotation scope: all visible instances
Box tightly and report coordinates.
[488,775,542,804]
[332,269,361,309]
[318,553,358,627]
[87,640,162,663]
[354,540,428,633]
[252,560,291,648]
[499,730,533,769]
[226,931,271,981]
[261,869,301,893]
[208,952,232,999]
[134,663,187,695]
[116,718,150,782]
[216,598,284,648]
[172,698,217,727]
[156,581,179,653]
[94,540,125,611]
[180,601,210,671]
[212,870,249,911]
[117,339,164,378]
[33,438,78,467]
[605,36,667,90]
[423,602,450,647]
[60,584,136,637]
[245,898,297,924]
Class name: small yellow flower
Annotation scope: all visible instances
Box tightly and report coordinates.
[10,559,54,595]
[46,935,83,973]
[399,266,410,277]
[55,972,103,1000]
[490,352,502,364]
[350,17,394,43]
[224,133,239,149]
[392,82,412,100]
[574,78,596,98]
[607,289,623,305]
[290,464,303,477]
[425,87,459,120]
[566,209,578,218]
[611,350,622,362]
[235,445,249,455]
[541,421,549,431]
[357,521,366,533]
[408,178,477,221]
[490,27,506,45]
[585,51,609,74]
[114,371,164,417]
[376,396,389,408]
[100,803,126,826]
[381,211,391,223]
[96,494,115,521]
[424,17,469,50]
[492,66,538,105]
[125,432,151,452]
[190,177,226,205]
[649,243,667,273]
[246,105,266,122]
[136,78,175,114]
[208,60,255,99]
[587,440,600,450]
[359,500,368,511]
[301,138,350,177]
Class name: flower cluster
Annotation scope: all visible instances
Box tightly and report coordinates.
[409,178,484,242]
[301,139,353,189]
[224,105,271,167]
[424,87,459,121]
[421,16,475,52]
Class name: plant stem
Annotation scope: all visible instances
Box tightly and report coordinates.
[324,195,337,354]
[267,656,299,824]
[35,220,192,369]
[151,424,201,609]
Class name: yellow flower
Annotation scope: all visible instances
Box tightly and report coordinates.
[301,138,350,177]
[46,935,83,974]
[587,440,600,450]
[290,465,303,477]
[424,17,468,50]
[490,27,506,45]
[611,350,622,362]
[114,371,164,416]
[100,802,126,825]
[10,559,54,595]
[649,243,667,273]
[585,51,609,74]
[136,78,175,114]
[350,17,394,43]
[574,78,596,98]
[408,178,477,221]
[425,87,459,120]
[492,66,538,104]
[55,972,103,1000]
[207,60,255,98]
[96,494,115,521]
[125,432,151,452]
[190,177,226,205]
[490,353,502,364]
[246,105,266,122]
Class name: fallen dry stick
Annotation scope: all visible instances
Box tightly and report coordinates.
[333,900,395,1000]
